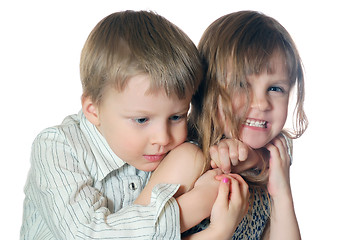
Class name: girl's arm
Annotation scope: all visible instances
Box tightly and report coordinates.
[134,142,220,232]
[263,136,301,240]
[183,174,250,240]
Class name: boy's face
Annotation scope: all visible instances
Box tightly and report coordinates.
[224,52,290,149]
[86,74,190,172]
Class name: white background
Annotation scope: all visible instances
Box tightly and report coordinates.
[1,0,360,239]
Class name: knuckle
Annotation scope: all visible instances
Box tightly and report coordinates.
[229,151,238,159]
[218,144,229,153]
[238,147,248,159]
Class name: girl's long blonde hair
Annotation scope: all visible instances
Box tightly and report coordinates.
[188,10,308,196]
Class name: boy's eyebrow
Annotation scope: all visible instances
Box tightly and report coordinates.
[122,104,190,115]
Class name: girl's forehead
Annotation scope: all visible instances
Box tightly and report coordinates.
[264,51,288,74]
[227,49,289,81]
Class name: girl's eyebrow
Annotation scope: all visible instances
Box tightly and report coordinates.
[270,76,291,85]
[275,79,290,85]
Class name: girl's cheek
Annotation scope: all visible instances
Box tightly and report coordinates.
[232,94,247,116]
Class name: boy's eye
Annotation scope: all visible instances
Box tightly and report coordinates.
[134,118,148,124]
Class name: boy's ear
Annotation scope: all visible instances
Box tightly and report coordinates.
[82,95,100,126]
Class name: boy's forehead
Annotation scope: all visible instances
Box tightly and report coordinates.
[118,74,192,102]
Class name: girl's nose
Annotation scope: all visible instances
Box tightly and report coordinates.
[251,92,271,111]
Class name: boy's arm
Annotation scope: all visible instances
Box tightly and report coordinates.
[134,142,219,232]
[22,129,181,239]
[135,142,205,204]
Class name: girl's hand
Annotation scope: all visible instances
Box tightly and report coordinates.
[207,174,250,239]
[265,135,292,199]
[265,135,301,240]
[209,138,262,174]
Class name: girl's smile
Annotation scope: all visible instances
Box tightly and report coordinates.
[243,118,268,129]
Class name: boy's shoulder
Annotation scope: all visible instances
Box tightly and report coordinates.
[34,113,81,142]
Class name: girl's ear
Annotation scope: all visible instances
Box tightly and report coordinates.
[82,95,100,126]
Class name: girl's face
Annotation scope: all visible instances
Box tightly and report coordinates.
[224,52,291,149]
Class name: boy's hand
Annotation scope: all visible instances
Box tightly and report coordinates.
[265,135,292,199]
[209,138,261,174]
[207,174,250,239]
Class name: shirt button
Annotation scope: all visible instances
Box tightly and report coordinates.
[129,182,137,191]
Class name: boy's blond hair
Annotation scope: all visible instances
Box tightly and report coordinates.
[80,10,203,104]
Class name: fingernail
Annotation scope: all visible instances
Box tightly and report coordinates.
[222,177,229,183]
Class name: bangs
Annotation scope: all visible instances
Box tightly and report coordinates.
[206,11,300,88]
[229,30,299,87]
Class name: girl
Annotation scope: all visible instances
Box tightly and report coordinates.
[136,10,308,240]
[187,10,308,239]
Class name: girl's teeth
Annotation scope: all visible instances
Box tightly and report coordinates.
[245,119,267,128]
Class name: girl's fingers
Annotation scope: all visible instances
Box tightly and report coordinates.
[214,177,231,208]
[218,141,231,173]
[210,142,232,173]
[210,160,217,169]
[210,145,220,168]
[216,174,249,202]
[270,135,291,167]
[210,139,250,174]
[228,141,240,167]
[228,173,250,199]
[236,141,249,163]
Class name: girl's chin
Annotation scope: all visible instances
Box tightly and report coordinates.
[247,143,265,150]
[241,138,268,150]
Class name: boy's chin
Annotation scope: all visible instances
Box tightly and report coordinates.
[136,162,160,172]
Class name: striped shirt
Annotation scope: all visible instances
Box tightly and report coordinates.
[21,111,181,240]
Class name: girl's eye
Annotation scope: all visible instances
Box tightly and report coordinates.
[134,118,148,124]
[268,86,284,93]
[169,114,184,121]
[239,81,248,89]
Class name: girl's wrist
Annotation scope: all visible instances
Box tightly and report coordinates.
[271,189,294,207]
[205,224,233,240]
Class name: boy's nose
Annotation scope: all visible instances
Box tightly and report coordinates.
[152,125,171,148]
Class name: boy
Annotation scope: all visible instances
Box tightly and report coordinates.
[21,10,207,239]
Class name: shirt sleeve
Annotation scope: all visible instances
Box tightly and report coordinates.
[22,128,181,240]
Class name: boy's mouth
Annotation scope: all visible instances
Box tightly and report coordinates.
[244,119,268,128]
[143,154,165,162]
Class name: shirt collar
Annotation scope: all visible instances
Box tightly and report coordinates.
[78,110,126,181]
